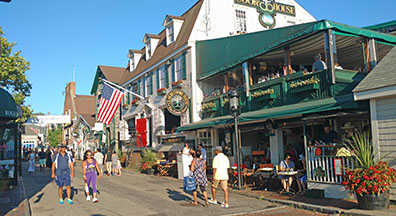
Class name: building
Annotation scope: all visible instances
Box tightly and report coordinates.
[108,0,316,157]
[63,82,96,154]
[177,20,396,198]
[365,19,396,36]
[21,125,41,149]
[353,46,396,200]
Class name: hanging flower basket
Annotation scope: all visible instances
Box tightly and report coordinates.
[131,99,140,106]
[157,88,167,96]
[172,80,183,89]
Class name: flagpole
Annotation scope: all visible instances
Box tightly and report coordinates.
[100,78,145,100]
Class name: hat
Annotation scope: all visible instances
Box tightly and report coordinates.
[214,146,223,152]
[341,122,354,129]
[59,145,67,148]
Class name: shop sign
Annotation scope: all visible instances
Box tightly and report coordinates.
[166,89,189,116]
[162,136,185,144]
[234,0,296,29]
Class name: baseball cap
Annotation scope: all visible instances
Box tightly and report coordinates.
[214,146,223,152]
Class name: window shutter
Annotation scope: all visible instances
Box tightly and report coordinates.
[171,60,175,83]
[137,80,141,95]
[142,77,146,97]
[150,72,153,95]
[182,52,187,80]
[166,64,170,88]
[156,68,160,90]
[127,86,130,104]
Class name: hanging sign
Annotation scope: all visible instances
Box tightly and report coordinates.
[234,0,296,29]
[166,90,189,116]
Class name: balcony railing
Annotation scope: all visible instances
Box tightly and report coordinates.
[201,69,364,119]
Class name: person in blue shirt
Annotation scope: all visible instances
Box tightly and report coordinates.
[51,145,75,204]
[278,153,295,195]
[198,144,207,163]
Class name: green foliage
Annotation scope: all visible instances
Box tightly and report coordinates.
[0,27,33,122]
[48,126,62,147]
[141,149,159,169]
[347,132,378,169]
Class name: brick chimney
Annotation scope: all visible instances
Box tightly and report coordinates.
[66,82,76,97]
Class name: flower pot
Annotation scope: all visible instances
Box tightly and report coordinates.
[254,93,276,102]
[290,83,319,93]
[146,168,155,175]
[356,190,390,210]
[157,90,167,95]
[172,83,183,89]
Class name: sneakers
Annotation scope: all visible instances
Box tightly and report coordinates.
[221,202,229,208]
[208,199,217,204]
[86,195,91,201]
[66,198,73,204]
[59,199,64,204]
[92,197,98,203]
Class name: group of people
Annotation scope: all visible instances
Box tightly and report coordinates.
[182,143,230,208]
[24,147,64,173]
[103,149,122,176]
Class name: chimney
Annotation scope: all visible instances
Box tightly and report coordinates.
[66,81,76,97]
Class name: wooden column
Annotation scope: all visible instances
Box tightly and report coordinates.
[324,29,335,84]
[284,46,291,75]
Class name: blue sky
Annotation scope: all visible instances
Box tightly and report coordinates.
[1,0,395,115]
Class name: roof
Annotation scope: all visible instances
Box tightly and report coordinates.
[129,49,144,54]
[119,0,203,86]
[364,20,396,31]
[167,15,184,20]
[353,46,396,93]
[24,126,38,135]
[196,20,396,80]
[90,65,129,94]
[145,33,161,39]
[80,113,96,128]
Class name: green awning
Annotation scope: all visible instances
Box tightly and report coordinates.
[178,95,365,131]
[197,20,396,80]
[0,88,18,119]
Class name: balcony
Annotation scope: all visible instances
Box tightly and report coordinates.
[201,69,365,119]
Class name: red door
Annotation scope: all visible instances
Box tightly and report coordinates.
[136,118,147,147]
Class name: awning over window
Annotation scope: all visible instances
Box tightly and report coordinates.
[153,143,184,152]
[0,88,18,119]
[196,20,396,80]
[178,94,367,131]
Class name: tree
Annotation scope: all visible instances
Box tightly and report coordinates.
[0,26,33,122]
[48,126,62,147]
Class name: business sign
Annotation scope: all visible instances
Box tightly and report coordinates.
[37,115,71,124]
[234,0,296,29]
[166,90,189,116]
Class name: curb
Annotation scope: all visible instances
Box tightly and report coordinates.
[19,177,31,216]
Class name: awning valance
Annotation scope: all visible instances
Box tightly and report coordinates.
[0,88,18,119]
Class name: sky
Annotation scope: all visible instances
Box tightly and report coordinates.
[1,0,395,115]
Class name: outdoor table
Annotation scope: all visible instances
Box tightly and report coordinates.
[277,171,298,176]
[256,167,274,172]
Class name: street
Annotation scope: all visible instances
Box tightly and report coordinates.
[22,161,325,216]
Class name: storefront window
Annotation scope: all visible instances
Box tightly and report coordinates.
[197,129,213,166]
[0,126,16,180]
[164,109,180,134]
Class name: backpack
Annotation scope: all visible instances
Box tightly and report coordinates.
[54,152,73,169]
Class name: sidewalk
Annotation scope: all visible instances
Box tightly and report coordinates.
[0,177,30,216]
[227,186,396,216]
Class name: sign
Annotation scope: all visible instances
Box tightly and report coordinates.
[37,115,71,124]
[166,90,189,116]
[162,136,185,144]
[234,0,296,29]
[334,158,343,176]
[93,123,104,131]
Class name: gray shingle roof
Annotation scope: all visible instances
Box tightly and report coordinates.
[353,46,396,92]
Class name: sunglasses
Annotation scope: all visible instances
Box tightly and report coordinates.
[87,154,92,156]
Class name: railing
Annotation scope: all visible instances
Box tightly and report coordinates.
[307,145,354,184]
[201,69,363,119]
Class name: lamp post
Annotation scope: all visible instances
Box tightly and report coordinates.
[228,89,243,190]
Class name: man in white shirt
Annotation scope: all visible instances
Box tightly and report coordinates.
[94,149,104,173]
[209,146,230,208]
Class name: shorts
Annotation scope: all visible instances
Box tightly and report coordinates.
[298,175,307,184]
[98,163,103,170]
[112,162,118,169]
[212,180,228,190]
[55,175,71,187]
[106,162,112,167]
[278,175,292,180]
[39,159,46,166]
[193,185,206,193]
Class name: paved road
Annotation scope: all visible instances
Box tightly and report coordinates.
[22,161,324,216]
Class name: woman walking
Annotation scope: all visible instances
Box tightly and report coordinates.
[82,150,102,203]
[190,150,209,207]
[28,150,36,173]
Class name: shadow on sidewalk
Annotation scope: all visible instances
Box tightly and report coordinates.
[166,188,192,202]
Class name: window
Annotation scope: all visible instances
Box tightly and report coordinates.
[159,66,167,88]
[235,9,247,33]
[145,75,151,95]
[140,78,145,97]
[130,57,135,71]
[132,83,138,100]
[197,129,213,165]
[175,56,182,81]
[168,25,174,44]
[146,40,151,59]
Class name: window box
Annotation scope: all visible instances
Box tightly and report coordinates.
[253,93,276,102]
[122,104,129,110]
[172,80,183,89]
[131,99,140,106]
[202,102,217,112]
[157,88,167,96]
[290,83,319,93]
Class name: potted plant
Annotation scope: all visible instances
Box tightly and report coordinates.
[157,88,167,96]
[171,80,183,88]
[122,103,129,110]
[342,132,396,210]
[131,98,139,106]
[141,149,159,175]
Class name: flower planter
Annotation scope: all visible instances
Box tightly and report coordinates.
[132,102,139,106]
[290,83,319,93]
[157,90,167,95]
[146,168,155,175]
[253,93,276,102]
[172,83,183,89]
[357,190,390,210]
[123,106,129,110]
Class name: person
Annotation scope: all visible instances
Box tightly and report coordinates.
[51,145,75,204]
[284,144,297,162]
[312,54,327,72]
[28,150,36,173]
[296,154,307,195]
[278,153,295,195]
[104,149,112,176]
[197,144,207,163]
[116,157,122,176]
[190,150,209,207]
[111,151,119,176]
[82,150,102,203]
[38,148,47,172]
[93,149,104,174]
[209,146,230,208]
[317,125,338,144]
[46,148,53,168]
[182,142,192,178]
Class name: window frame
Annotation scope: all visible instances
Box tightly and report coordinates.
[174,56,182,82]
[159,65,167,89]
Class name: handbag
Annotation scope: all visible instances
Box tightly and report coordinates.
[184,173,197,191]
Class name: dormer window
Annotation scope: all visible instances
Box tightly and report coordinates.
[146,40,152,59]
[128,49,143,72]
[143,34,160,61]
[163,15,184,46]
[168,25,174,44]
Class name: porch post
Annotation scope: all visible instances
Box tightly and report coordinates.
[324,29,336,84]
[303,121,310,181]
[283,46,291,75]
[270,128,283,166]
[243,62,250,97]
[368,38,377,71]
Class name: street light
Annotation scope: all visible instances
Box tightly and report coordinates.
[228,89,243,190]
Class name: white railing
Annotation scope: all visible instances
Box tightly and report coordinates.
[307,146,354,184]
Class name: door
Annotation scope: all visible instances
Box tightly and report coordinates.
[136,118,147,147]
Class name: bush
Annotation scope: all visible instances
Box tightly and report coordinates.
[141,149,159,170]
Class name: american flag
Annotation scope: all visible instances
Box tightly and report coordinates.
[97,82,124,125]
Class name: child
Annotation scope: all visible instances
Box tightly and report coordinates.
[116,158,122,176]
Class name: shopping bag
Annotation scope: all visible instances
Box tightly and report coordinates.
[184,174,196,191]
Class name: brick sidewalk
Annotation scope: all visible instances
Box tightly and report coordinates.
[0,177,30,216]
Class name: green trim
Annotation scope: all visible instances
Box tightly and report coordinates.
[364,20,396,30]
[0,88,18,119]
[90,68,101,95]
[156,68,160,90]
[182,52,187,80]
[171,59,175,83]
[149,72,153,95]
[375,40,396,47]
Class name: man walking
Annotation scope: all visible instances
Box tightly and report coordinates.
[104,149,112,176]
[94,149,104,174]
[209,146,230,208]
[51,145,75,204]
[198,144,207,163]
[38,148,46,172]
